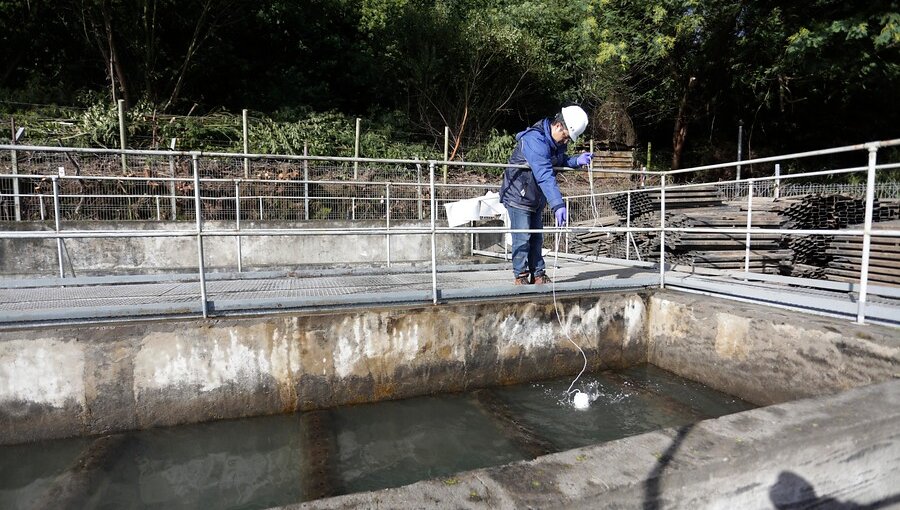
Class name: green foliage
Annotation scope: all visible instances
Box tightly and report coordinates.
[1,0,897,174]
[464,130,516,166]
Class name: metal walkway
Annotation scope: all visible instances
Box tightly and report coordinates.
[1,255,898,327]
[0,258,659,325]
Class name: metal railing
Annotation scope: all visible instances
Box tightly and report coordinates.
[1,140,899,325]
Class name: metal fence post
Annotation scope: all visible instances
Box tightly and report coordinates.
[303,142,310,220]
[155,195,161,221]
[385,183,392,267]
[416,157,423,220]
[626,191,632,260]
[565,197,571,253]
[235,179,243,273]
[856,145,879,324]
[429,161,438,304]
[659,174,666,288]
[118,99,127,173]
[352,118,360,220]
[774,163,781,200]
[588,139,595,218]
[10,118,21,221]
[168,138,177,220]
[242,109,250,178]
[443,126,449,185]
[192,154,209,318]
[744,179,754,276]
[51,176,64,278]
[736,120,743,181]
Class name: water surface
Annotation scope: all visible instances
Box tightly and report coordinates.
[0,364,754,509]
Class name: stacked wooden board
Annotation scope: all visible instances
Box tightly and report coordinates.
[569,191,900,284]
[822,222,900,285]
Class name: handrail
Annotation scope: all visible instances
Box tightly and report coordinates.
[2,138,898,325]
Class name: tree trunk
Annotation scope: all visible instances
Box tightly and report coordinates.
[671,76,696,170]
[163,1,212,112]
[101,1,130,107]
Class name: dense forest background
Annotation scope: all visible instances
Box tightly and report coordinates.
[1,0,899,172]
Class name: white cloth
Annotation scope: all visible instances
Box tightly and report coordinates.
[444,191,508,227]
[444,192,512,247]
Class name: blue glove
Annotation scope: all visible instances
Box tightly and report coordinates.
[576,152,593,166]
[555,206,568,227]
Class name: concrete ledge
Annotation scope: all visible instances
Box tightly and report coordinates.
[647,291,900,406]
[286,379,900,509]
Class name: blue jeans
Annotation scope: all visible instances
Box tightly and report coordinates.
[508,206,545,277]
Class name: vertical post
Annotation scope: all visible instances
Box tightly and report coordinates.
[235,180,243,273]
[39,193,46,221]
[857,145,878,324]
[429,162,438,304]
[303,141,310,221]
[242,109,250,178]
[774,163,781,200]
[744,179,754,276]
[168,138,177,220]
[259,196,263,220]
[118,99,127,173]
[386,183,392,268]
[736,120,744,181]
[52,177,64,278]
[10,118,21,221]
[626,191,632,260]
[659,174,666,288]
[443,126,449,185]
[588,139,596,218]
[192,154,209,318]
[565,197,571,254]
[416,158,423,221]
[352,118,360,221]
[645,142,651,188]
[155,195,161,221]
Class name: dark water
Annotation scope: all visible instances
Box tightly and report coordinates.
[0,364,754,509]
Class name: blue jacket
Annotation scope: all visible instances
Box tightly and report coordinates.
[499,118,579,213]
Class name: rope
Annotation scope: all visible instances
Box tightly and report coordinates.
[551,229,588,398]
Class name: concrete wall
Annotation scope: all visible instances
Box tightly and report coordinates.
[2,287,898,446]
[0,220,469,277]
[646,291,900,406]
[0,293,648,445]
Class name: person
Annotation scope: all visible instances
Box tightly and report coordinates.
[499,105,592,285]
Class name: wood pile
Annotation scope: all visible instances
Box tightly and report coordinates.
[608,185,724,217]
[569,192,900,283]
[822,222,900,286]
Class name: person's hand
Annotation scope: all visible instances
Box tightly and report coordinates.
[555,206,568,227]
[576,152,593,166]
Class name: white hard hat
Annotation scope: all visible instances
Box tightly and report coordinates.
[561,105,588,142]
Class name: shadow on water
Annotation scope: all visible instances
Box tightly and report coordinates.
[642,423,695,510]
[770,472,900,510]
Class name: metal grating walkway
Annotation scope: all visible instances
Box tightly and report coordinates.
[1,256,898,327]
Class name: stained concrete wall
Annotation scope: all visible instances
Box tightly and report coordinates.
[0,293,648,445]
[2,287,898,446]
[0,220,469,277]
[646,291,900,406]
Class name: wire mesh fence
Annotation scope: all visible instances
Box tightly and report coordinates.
[0,149,519,224]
